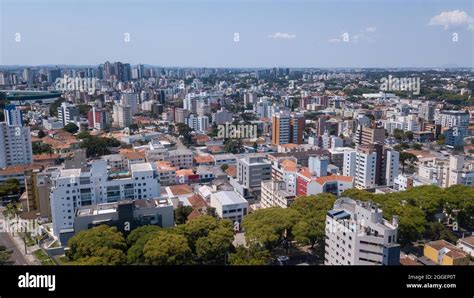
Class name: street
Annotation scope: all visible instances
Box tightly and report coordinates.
[0,207,29,265]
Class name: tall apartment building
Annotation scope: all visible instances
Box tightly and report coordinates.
[325,197,400,265]
[419,101,434,121]
[4,104,23,126]
[174,108,190,124]
[237,155,272,191]
[271,112,304,145]
[213,108,233,125]
[436,110,469,147]
[87,107,109,131]
[121,92,139,115]
[353,144,399,189]
[57,102,80,126]
[354,125,385,146]
[0,122,33,168]
[50,160,160,243]
[113,104,132,128]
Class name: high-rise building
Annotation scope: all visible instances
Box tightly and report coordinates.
[0,122,33,168]
[325,197,400,265]
[354,125,385,146]
[213,108,233,125]
[436,110,469,147]
[57,102,80,126]
[23,68,34,85]
[4,104,23,126]
[271,112,290,145]
[237,155,272,191]
[50,160,161,243]
[174,108,189,124]
[47,67,61,83]
[419,101,435,121]
[353,144,399,189]
[87,107,109,131]
[113,104,132,128]
[271,112,304,145]
[121,93,138,115]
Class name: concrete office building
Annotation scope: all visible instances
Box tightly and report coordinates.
[210,190,248,224]
[237,155,272,191]
[74,198,174,236]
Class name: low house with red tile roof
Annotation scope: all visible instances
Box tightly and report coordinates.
[192,134,210,146]
[164,184,194,207]
[225,165,237,178]
[0,164,45,188]
[194,155,215,166]
[33,153,61,167]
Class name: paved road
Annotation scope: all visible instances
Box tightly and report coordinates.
[0,207,28,265]
[0,232,28,265]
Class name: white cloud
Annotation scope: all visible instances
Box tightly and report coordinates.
[365,26,377,32]
[268,32,296,39]
[469,24,474,32]
[429,10,474,30]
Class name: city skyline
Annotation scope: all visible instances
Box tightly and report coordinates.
[1,0,473,68]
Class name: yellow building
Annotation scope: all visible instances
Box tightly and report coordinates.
[424,240,470,265]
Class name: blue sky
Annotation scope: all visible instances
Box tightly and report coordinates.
[0,0,473,67]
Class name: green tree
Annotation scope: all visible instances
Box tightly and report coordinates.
[243,207,300,251]
[32,142,53,155]
[0,245,13,265]
[224,139,243,154]
[66,225,127,265]
[37,130,46,138]
[228,244,270,265]
[399,152,418,174]
[195,220,234,263]
[143,232,191,265]
[63,123,79,134]
[49,98,65,117]
[393,129,405,141]
[174,205,193,225]
[220,164,229,172]
[411,143,422,150]
[0,179,21,197]
[290,194,336,250]
[126,226,162,264]
[182,215,219,251]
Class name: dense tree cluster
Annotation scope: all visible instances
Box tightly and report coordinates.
[242,193,336,260]
[77,132,121,157]
[64,186,473,265]
[342,185,473,244]
[66,216,236,265]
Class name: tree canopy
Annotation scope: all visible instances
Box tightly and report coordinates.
[66,225,127,265]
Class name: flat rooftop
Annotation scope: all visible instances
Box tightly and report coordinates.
[212,191,247,205]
